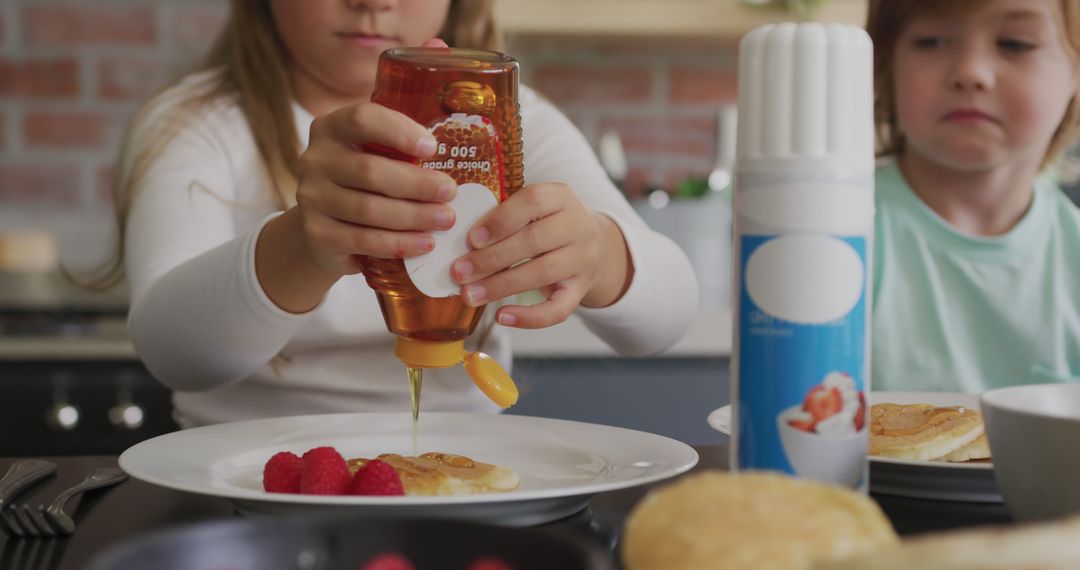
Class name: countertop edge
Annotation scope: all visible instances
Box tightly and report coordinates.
[508,308,732,358]
[0,310,733,361]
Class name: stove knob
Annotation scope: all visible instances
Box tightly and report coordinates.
[45,402,80,432]
[108,402,145,431]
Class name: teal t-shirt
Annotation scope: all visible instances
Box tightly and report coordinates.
[872,162,1080,392]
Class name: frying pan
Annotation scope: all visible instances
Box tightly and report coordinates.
[88,513,614,570]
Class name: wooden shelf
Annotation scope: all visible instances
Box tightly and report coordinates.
[495,0,867,36]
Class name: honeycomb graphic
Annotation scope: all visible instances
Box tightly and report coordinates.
[425,114,504,201]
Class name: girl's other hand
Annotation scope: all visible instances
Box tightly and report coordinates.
[422,38,449,48]
[451,183,633,329]
[293,102,459,276]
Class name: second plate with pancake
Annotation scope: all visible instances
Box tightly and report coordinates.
[707,391,1002,503]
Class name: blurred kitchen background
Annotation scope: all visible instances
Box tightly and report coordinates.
[2,0,1077,456]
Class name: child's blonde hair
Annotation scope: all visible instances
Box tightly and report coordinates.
[87,0,499,289]
[866,0,1080,169]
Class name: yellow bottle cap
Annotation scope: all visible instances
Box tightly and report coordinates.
[393,338,519,408]
[394,337,465,368]
[463,351,519,409]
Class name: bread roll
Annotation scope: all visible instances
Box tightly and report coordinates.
[816,515,1080,570]
[621,471,898,570]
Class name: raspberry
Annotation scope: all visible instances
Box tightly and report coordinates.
[466,557,514,570]
[299,446,350,495]
[262,451,302,493]
[359,552,413,570]
[347,459,405,496]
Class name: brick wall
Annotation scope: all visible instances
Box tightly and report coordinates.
[0,0,229,268]
[0,1,736,267]
[1,1,227,211]
[510,35,738,198]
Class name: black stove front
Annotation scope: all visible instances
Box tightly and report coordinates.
[0,306,178,456]
[0,358,178,457]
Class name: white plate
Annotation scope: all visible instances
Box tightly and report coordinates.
[707,391,1001,502]
[120,412,699,526]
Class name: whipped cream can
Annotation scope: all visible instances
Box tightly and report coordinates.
[730,23,875,490]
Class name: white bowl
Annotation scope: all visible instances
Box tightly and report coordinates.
[981,383,1080,522]
[776,406,867,488]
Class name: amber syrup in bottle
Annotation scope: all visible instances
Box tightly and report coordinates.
[364,48,524,437]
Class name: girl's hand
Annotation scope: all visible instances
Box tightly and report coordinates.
[293,103,459,276]
[451,183,633,329]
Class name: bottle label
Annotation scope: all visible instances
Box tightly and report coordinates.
[404,113,503,299]
[421,113,505,203]
[736,233,869,489]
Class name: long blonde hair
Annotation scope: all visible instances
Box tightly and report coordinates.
[867,0,1080,169]
[85,0,500,290]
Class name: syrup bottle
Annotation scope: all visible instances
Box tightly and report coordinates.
[364,48,523,424]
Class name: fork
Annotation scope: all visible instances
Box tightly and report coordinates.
[0,535,64,570]
[0,460,57,537]
[4,467,127,538]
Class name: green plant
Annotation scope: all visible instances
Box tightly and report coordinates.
[740,0,829,20]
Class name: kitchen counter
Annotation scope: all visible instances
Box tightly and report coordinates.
[0,270,134,361]
[511,308,731,357]
[0,309,732,361]
[0,335,137,360]
[3,189,737,362]
[0,271,127,313]
[1,265,732,360]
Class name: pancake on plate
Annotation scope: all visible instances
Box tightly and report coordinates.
[347,452,519,496]
[936,433,991,463]
[870,403,986,462]
[621,471,898,570]
[815,514,1080,570]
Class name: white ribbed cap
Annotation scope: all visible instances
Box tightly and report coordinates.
[735,23,874,176]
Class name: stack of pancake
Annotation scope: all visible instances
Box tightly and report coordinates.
[869,403,990,462]
[347,452,520,496]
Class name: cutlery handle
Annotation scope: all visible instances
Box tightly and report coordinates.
[0,460,58,506]
[48,467,127,512]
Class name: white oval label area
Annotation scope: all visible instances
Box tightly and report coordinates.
[405,183,499,299]
[744,234,864,324]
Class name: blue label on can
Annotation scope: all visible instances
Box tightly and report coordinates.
[736,233,869,488]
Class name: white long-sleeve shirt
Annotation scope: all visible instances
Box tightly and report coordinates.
[124,70,698,426]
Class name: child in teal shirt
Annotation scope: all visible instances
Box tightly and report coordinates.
[866,0,1080,392]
